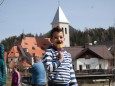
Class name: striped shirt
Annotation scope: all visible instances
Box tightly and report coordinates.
[42,46,78,86]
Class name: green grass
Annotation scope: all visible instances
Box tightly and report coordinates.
[6,72,112,86]
[6,73,12,86]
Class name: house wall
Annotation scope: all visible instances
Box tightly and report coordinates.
[73,58,108,71]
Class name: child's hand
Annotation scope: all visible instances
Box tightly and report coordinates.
[57,43,63,62]
[58,51,64,62]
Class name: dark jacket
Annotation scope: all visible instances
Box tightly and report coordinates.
[0,44,6,85]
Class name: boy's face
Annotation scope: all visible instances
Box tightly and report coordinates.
[51,31,65,48]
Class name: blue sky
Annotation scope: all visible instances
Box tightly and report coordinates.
[0,0,115,41]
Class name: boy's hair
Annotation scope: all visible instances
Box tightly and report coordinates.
[50,26,63,39]
[34,56,41,60]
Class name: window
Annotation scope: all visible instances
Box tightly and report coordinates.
[65,28,67,34]
[86,64,90,70]
[62,27,64,36]
[41,46,45,50]
[32,46,35,50]
[85,55,90,59]
[79,65,82,71]
[73,65,74,69]
[99,64,102,69]
[62,27,63,32]
[11,58,13,61]
[25,43,28,45]
[33,53,35,57]
[24,48,29,52]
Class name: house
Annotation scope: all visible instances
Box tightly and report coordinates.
[65,45,113,74]
[7,37,51,69]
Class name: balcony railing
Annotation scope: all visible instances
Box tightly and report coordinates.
[76,69,115,75]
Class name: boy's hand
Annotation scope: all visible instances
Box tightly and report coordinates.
[57,43,62,51]
[58,51,64,62]
[57,43,63,62]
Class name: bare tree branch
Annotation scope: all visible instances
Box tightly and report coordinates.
[0,0,4,6]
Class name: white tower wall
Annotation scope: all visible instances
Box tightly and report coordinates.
[52,23,70,47]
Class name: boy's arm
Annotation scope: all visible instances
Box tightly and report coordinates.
[70,61,78,86]
[42,50,61,72]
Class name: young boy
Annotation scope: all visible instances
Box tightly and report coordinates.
[42,27,78,86]
[29,56,46,86]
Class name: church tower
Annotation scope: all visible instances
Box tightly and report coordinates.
[51,6,70,47]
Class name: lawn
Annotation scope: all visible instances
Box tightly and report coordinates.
[6,73,12,86]
[6,72,31,86]
[6,72,113,86]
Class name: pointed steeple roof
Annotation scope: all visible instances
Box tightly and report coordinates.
[52,6,69,24]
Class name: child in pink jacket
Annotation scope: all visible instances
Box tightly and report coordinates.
[11,66,21,86]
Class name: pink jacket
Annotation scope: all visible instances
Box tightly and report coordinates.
[11,70,20,86]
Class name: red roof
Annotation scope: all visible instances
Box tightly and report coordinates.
[36,38,51,50]
[8,46,19,58]
[8,37,51,58]
[65,45,113,60]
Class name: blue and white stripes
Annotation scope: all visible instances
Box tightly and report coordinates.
[42,46,78,86]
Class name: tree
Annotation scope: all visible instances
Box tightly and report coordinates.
[0,0,4,6]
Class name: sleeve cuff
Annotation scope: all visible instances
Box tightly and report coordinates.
[55,60,61,67]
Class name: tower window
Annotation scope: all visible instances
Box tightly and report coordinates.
[99,64,102,69]
[65,28,67,34]
[62,27,64,36]
[62,27,63,31]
